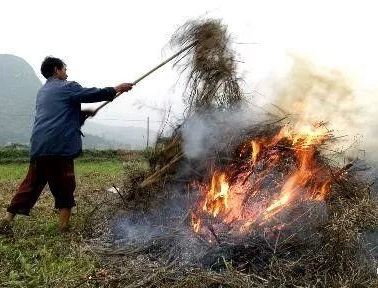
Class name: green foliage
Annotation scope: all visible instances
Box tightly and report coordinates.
[140,148,160,166]
[80,149,119,161]
[0,149,29,163]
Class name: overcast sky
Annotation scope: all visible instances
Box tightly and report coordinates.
[2,0,378,130]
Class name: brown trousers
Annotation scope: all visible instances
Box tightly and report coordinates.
[7,157,76,216]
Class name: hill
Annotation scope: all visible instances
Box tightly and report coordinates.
[0,54,41,145]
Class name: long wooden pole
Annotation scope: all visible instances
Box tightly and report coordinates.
[92,42,195,115]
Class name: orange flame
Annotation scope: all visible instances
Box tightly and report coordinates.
[273,123,330,148]
[251,140,261,164]
[192,122,333,234]
[202,172,229,217]
[264,149,314,220]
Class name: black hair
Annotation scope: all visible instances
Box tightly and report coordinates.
[40,56,66,79]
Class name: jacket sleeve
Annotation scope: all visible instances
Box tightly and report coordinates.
[68,81,117,103]
[79,111,88,126]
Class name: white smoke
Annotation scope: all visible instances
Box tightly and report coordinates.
[254,54,378,163]
[181,105,272,160]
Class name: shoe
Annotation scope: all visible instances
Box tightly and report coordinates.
[0,219,13,236]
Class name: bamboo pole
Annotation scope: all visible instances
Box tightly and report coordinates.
[92,42,195,115]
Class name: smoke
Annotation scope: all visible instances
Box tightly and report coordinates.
[274,55,359,127]
[107,190,213,265]
[270,55,378,162]
[111,213,164,246]
[181,55,378,162]
[181,106,272,160]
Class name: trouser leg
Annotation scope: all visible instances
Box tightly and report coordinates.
[46,158,76,210]
[46,158,76,230]
[7,162,47,216]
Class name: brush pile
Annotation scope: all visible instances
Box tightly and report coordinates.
[88,19,378,287]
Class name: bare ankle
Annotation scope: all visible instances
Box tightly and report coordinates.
[4,212,15,223]
[58,208,71,230]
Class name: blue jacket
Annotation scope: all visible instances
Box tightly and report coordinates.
[30,77,116,160]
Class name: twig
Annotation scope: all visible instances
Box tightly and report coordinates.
[273,229,281,254]
[112,185,128,207]
[140,153,184,188]
[207,224,221,244]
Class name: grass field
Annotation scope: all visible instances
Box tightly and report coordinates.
[0,161,125,183]
[0,159,127,287]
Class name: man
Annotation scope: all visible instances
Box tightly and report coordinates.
[0,56,133,233]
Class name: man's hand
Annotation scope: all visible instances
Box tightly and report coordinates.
[80,109,97,126]
[115,83,133,94]
[82,109,97,118]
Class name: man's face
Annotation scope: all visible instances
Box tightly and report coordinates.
[54,65,68,80]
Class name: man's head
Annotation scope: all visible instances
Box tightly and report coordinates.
[40,57,68,80]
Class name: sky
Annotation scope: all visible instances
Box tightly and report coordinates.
[1,0,378,132]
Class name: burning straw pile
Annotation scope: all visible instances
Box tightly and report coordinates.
[90,19,378,287]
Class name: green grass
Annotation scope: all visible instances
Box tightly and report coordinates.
[75,160,124,177]
[0,160,124,183]
[0,230,97,287]
[0,163,28,182]
[0,158,135,287]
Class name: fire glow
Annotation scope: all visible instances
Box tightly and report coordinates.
[191,123,333,234]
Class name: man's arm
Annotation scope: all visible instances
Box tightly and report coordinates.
[69,82,133,103]
[77,83,133,125]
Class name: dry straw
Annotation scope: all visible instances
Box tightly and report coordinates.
[170,18,243,114]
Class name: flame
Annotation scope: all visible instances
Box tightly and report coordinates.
[202,172,229,217]
[251,140,261,164]
[264,149,314,219]
[192,122,333,235]
[272,123,330,148]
